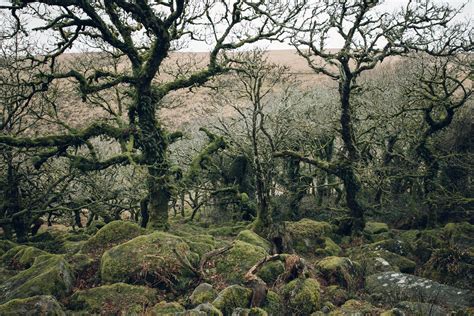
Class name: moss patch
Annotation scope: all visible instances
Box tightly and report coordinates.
[0,295,65,315]
[212,285,252,315]
[257,260,285,285]
[0,254,74,304]
[100,232,198,291]
[189,283,217,306]
[70,282,157,314]
[81,220,144,255]
[215,240,267,284]
[364,222,389,235]
[236,230,272,253]
[285,219,333,256]
[1,245,48,270]
[316,256,362,290]
[281,278,320,315]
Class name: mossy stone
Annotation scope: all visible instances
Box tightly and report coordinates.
[281,278,320,315]
[85,220,106,234]
[189,283,217,306]
[262,290,283,316]
[152,301,186,315]
[1,245,47,270]
[100,232,198,291]
[322,285,348,306]
[212,285,252,315]
[314,237,341,257]
[215,240,267,284]
[0,268,17,284]
[285,219,333,256]
[190,303,223,316]
[70,282,157,314]
[349,249,415,275]
[364,222,389,235]
[316,256,362,290]
[257,260,285,284]
[82,220,144,255]
[236,230,272,253]
[444,222,474,250]
[340,299,378,314]
[0,254,74,304]
[0,295,65,315]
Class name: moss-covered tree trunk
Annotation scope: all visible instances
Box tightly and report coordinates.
[338,62,365,234]
[136,89,170,230]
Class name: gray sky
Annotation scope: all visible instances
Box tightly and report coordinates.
[0,0,471,52]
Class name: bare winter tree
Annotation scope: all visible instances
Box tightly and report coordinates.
[0,0,302,230]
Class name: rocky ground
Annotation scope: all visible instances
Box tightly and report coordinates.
[0,218,473,315]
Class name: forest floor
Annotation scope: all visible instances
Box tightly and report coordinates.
[0,215,473,315]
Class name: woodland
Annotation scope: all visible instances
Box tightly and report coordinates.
[0,0,472,315]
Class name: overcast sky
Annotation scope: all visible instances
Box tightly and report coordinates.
[0,0,471,52]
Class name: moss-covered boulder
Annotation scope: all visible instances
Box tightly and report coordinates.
[70,282,157,314]
[366,239,413,257]
[316,257,362,290]
[189,283,217,306]
[281,278,320,315]
[444,222,474,251]
[152,301,186,315]
[236,230,272,254]
[212,285,252,315]
[183,234,218,258]
[1,245,47,270]
[262,290,283,316]
[349,249,416,275]
[366,272,474,308]
[0,295,65,315]
[314,237,341,257]
[0,254,74,304]
[421,247,474,289]
[364,222,389,235]
[215,240,267,284]
[321,285,349,306]
[81,220,144,255]
[337,299,381,315]
[256,260,285,285]
[100,232,198,291]
[189,303,223,316]
[285,219,333,257]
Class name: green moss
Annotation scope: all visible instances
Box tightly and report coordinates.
[151,301,185,315]
[1,245,48,270]
[208,224,248,237]
[215,240,267,284]
[100,232,198,291]
[236,230,272,253]
[82,220,144,255]
[316,257,362,290]
[190,283,217,306]
[232,307,268,315]
[364,222,389,235]
[262,290,283,315]
[0,254,74,304]
[190,303,223,315]
[340,299,377,314]
[0,295,65,315]
[444,222,474,250]
[66,253,95,274]
[322,285,348,306]
[63,241,86,254]
[212,285,252,315]
[257,260,285,284]
[315,237,341,257]
[70,282,157,314]
[281,278,320,315]
[285,219,333,256]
